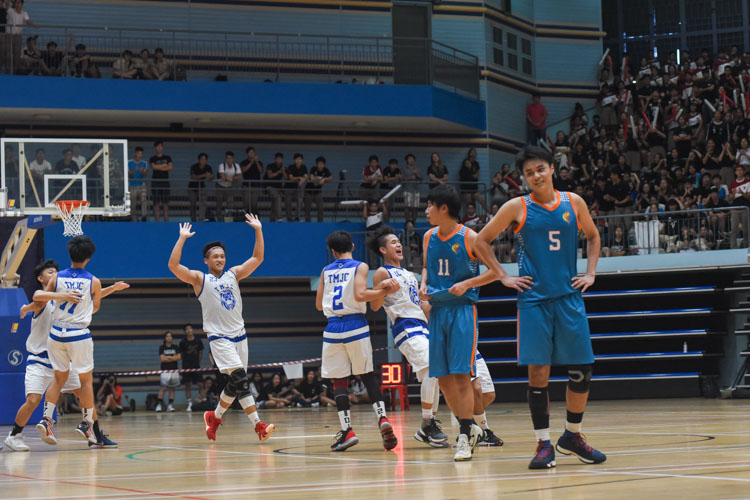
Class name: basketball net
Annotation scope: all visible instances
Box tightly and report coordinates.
[54,200,90,237]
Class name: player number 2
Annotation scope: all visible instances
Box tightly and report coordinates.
[548,230,561,251]
[438,258,450,276]
[58,301,78,315]
[332,285,343,310]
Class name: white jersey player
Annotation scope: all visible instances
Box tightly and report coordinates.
[368,226,448,448]
[471,351,503,446]
[168,215,274,443]
[315,230,399,452]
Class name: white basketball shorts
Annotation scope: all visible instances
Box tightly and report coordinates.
[160,371,181,388]
[47,334,94,374]
[25,361,81,396]
[472,355,494,394]
[398,334,429,380]
[208,334,248,374]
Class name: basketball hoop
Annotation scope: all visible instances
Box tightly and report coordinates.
[54,200,90,237]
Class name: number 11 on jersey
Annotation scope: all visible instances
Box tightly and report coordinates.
[438,258,450,276]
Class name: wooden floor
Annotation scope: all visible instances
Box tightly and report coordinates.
[2,398,750,499]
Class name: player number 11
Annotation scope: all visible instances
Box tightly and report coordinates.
[438,258,450,276]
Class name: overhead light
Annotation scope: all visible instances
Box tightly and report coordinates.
[33,114,52,120]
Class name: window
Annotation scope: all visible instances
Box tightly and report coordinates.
[685,0,713,31]
[508,53,518,70]
[493,27,503,44]
[716,0,743,28]
[493,48,504,65]
[507,33,517,50]
[521,38,531,56]
[522,58,532,74]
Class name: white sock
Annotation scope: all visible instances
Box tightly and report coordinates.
[247,411,261,425]
[566,421,582,433]
[44,401,56,420]
[474,413,488,430]
[215,393,233,418]
[82,408,94,424]
[422,407,432,420]
[338,410,351,431]
[372,401,386,420]
[534,428,551,442]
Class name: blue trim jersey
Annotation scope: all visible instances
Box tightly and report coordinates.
[516,191,581,307]
[425,224,479,305]
[51,268,94,343]
[322,259,366,318]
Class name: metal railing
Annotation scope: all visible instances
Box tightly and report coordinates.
[0,25,480,97]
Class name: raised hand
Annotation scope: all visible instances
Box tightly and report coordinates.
[179,222,195,239]
[245,213,262,230]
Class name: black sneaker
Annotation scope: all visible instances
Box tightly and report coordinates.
[331,428,359,452]
[481,428,504,447]
[75,421,97,444]
[414,418,449,448]
[89,433,119,448]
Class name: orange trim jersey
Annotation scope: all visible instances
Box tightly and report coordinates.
[425,224,480,305]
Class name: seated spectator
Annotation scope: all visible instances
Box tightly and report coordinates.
[348,375,370,404]
[28,148,51,183]
[18,35,42,75]
[264,373,292,408]
[40,38,70,76]
[489,168,509,206]
[291,369,324,407]
[153,47,173,80]
[304,156,332,222]
[112,50,137,79]
[601,225,629,257]
[461,202,484,230]
[96,373,124,416]
[156,331,180,412]
[55,148,78,175]
[249,371,265,405]
[360,154,383,198]
[135,48,157,79]
[69,43,100,78]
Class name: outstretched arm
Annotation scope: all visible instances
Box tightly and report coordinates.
[231,213,264,280]
[168,222,204,294]
[352,263,398,303]
[101,281,130,298]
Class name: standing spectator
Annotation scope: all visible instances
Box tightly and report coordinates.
[728,165,750,248]
[150,141,173,222]
[70,143,86,170]
[360,154,383,199]
[156,332,180,412]
[69,43,99,78]
[216,151,242,220]
[611,170,634,232]
[152,48,173,80]
[40,38,71,76]
[112,50,137,79]
[285,153,307,221]
[187,152,213,222]
[458,149,489,213]
[54,148,77,175]
[2,0,36,74]
[240,146,263,215]
[403,219,422,270]
[28,148,51,184]
[264,153,285,222]
[593,175,614,240]
[127,146,148,221]
[17,34,41,75]
[179,324,204,412]
[554,166,576,192]
[381,158,401,213]
[402,153,422,222]
[304,155,332,222]
[526,92,548,144]
[427,152,448,189]
[705,110,730,146]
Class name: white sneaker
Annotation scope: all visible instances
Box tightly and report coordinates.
[454,434,472,461]
[167,404,175,412]
[186,402,192,412]
[469,424,483,454]
[4,432,30,452]
[311,402,320,407]
[155,403,163,412]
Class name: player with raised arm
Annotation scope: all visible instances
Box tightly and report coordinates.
[367,226,448,448]
[315,230,399,452]
[474,145,606,469]
[168,214,274,442]
[420,184,523,461]
[40,238,130,446]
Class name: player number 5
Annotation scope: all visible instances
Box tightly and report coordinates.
[548,230,561,251]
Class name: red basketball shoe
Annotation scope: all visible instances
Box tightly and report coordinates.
[204,411,222,441]
[255,421,275,441]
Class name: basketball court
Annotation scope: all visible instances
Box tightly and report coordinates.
[2,398,749,499]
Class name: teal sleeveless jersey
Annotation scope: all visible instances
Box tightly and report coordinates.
[516,191,581,307]
[425,224,480,305]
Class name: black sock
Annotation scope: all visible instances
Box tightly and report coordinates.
[528,386,550,430]
[11,423,23,436]
[459,419,472,438]
[93,420,102,439]
[169,398,174,404]
[567,410,584,425]
[334,388,350,413]
[360,372,384,403]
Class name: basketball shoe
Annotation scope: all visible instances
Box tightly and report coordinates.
[480,428,504,447]
[454,434,472,461]
[414,418,449,448]
[36,417,57,445]
[204,411,222,441]
[89,433,119,448]
[529,440,556,469]
[555,431,606,464]
[331,428,359,451]
[379,416,398,450]
[75,421,98,444]
[255,421,275,441]
[469,423,482,454]
[4,432,30,452]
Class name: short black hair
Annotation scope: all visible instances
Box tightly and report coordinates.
[405,153,415,161]
[225,151,234,158]
[367,225,397,257]
[47,41,56,48]
[154,140,163,147]
[33,259,58,278]
[67,236,95,263]
[294,153,303,160]
[155,47,164,55]
[427,184,461,220]
[75,43,86,51]
[135,146,143,152]
[326,231,353,254]
[315,156,326,164]
[197,152,208,160]
[516,145,554,172]
[532,92,541,99]
[202,241,226,258]
[184,324,192,331]
[388,158,398,165]
[368,154,379,163]
[275,152,284,159]
[246,146,255,153]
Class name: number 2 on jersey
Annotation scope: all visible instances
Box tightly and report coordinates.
[58,301,78,315]
[437,258,450,276]
[548,230,561,251]
[332,285,343,310]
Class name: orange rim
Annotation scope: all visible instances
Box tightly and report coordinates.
[55,200,90,213]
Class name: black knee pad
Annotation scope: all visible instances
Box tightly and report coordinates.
[567,365,592,394]
[229,368,250,398]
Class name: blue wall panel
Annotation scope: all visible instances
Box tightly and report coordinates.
[534,40,602,84]
[533,0,601,26]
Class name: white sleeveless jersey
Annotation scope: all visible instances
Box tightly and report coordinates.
[382,266,426,323]
[26,301,54,355]
[322,259,366,318]
[52,268,94,330]
[198,270,245,337]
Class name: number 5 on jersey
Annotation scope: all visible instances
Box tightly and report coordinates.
[548,230,561,251]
